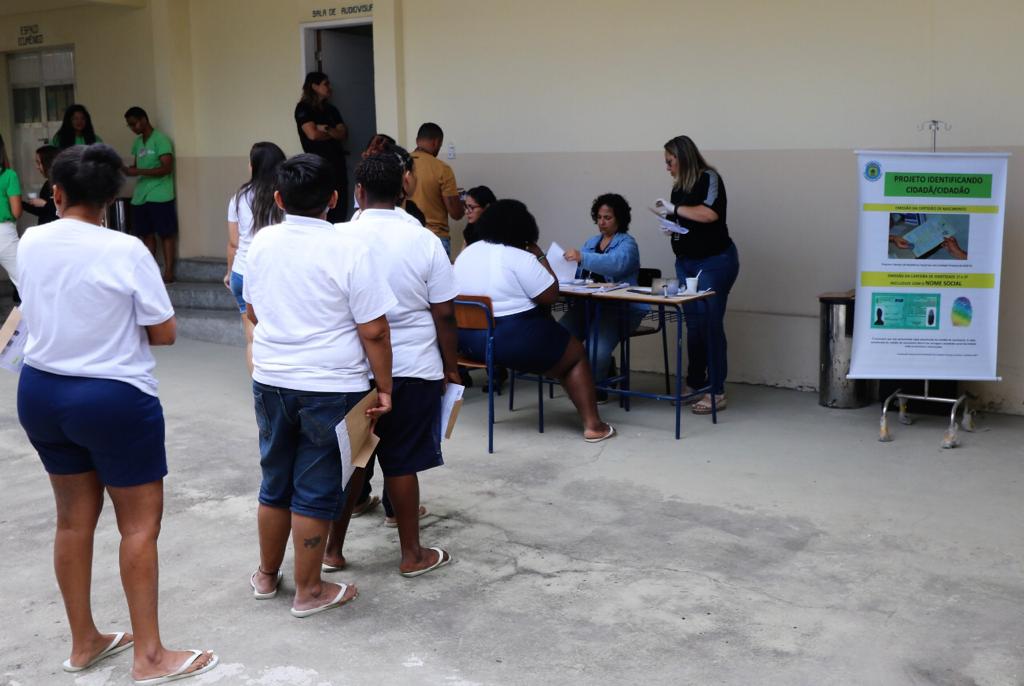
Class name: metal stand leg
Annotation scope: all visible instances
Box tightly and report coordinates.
[879,388,900,442]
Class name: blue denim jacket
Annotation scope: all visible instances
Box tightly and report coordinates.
[576,232,647,312]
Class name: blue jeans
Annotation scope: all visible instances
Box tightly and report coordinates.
[559,304,647,382]
[675,242,739,394]
[439,236,451,257]
[229,271,246,314]
[253,381,366,520]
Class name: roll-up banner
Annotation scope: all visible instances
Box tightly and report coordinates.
[849,151,1008,381]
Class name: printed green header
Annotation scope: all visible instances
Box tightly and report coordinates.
[884,172,992,198]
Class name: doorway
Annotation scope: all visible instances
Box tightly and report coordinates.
[303,22,376,215]
[7,48,75,200]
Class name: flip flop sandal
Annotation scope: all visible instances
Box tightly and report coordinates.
[132,650,219,685]
[584,424,616,443]
[400,547,452,578]
[290,583,358,618]
[351,495,381,518]
[63,631,134,672]
[693,395,727,415]
[250,569,283,599]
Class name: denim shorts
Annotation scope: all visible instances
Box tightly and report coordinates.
[253,381,365,520]
[18,365,168,487]
[229,271,246,314]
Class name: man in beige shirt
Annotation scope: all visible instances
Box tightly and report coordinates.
[410,122,464,256]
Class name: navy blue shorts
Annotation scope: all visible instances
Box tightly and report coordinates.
[253,381,365,520]
[132,200,178,237]
[373,377,444,478]
[458,307,570,375]
[17,365,168,487]
[229,271,246,314]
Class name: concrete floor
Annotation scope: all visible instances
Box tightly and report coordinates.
[1,338,1022,686]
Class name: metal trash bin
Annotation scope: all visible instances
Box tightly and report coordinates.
[103,197,132,233]
[819,291,872,408]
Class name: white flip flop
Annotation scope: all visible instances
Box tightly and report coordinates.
[400,547,452,578]
[250,569,283,599]
[584,424,616,443]
[62,631,133,672]
[290,583,357,618]
[132,650,219,685]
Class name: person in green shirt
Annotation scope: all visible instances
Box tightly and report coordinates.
[124,106,177,283]
[0,134,23,290]
[52,104,102,149]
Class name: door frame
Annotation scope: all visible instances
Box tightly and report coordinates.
[299,10,403,146]
[299,17,372,80]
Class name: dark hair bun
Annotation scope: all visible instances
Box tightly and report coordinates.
[80,143,123,169]
[51,143,126,208]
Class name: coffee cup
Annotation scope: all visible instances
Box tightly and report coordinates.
[685,277,699,293]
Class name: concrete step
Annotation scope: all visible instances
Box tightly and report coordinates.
[175,308,245,347]
[167,281,238,311]
[175,257,227,283]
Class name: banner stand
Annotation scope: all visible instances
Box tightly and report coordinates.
[856,126,1007,448]
[878,124,973,447]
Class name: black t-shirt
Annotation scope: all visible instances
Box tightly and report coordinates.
[294,101,347,177]
[23,180,57,225]
[669,169,731,259]
[404,199,427,227]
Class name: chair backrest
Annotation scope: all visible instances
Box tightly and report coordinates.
[454,295,495,331]
[638,267,662,287]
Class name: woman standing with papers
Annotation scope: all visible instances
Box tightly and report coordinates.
[655,135,739,414]
[559,193,646,401]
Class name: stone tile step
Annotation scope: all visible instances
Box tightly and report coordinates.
[175,257,228,283]
[166,281,238,311]
[175,308,245,347]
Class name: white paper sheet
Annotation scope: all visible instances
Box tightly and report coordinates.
[440,383,465,439]
[546,241,580,283]
[0,308,27,373]
[335,390,380,490]
[337,421,355,491]
[648,207,689,235]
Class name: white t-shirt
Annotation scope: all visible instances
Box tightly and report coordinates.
[244,214,397,392]
[227,190,255,276]
[341,208,458,380]
[453,241,554,317]
[17,218,174,396]
[351,204,422,227]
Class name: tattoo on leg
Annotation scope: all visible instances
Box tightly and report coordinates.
[303,535,323,549]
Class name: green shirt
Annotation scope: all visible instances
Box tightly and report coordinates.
[130,129,175,205]
[0,168,22,223]
[50,133,103,148]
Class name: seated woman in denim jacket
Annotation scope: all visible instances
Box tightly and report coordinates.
[559,193,647,401]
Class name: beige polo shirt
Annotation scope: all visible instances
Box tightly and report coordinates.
[410,150,458,238]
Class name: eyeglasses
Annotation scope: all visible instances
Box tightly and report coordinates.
[465,203,481,211]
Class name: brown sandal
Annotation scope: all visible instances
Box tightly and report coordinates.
[692,394,726,415]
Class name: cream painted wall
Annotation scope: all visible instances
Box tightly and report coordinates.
[395,0,1023,411]
[0,3,158,161]
[1,0,1022,413]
